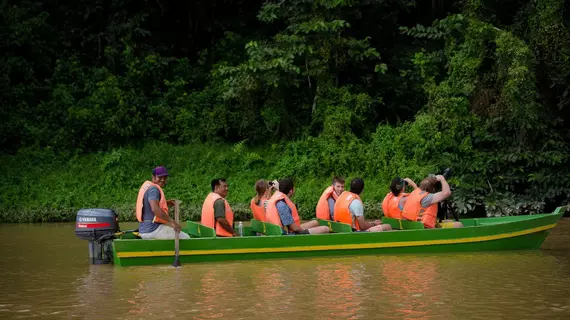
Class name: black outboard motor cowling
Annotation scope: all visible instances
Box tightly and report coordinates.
[75,209,120,264]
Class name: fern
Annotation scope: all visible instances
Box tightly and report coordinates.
[231,139,248,154]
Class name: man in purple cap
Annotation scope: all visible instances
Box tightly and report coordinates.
[135,166,190,239]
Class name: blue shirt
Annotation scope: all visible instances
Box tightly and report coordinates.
[276,200,295,234]
[139,186,161,233]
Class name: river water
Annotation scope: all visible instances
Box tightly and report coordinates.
[1,219,569,319]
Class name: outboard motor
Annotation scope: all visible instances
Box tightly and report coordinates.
[75,208,120,264]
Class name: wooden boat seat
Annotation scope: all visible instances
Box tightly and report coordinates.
[316,219,353,233]
[251,219,282,236]
[381,217,425,230]
[185,221,216,238]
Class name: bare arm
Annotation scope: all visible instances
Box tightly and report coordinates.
[429,175,451,204]
[288,222,303,233]
[215,217,235,235]
[355,216,380,231]
[150,199,180,231]
[404,178,418,190]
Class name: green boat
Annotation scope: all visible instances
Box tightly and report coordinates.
[107,207,566,267]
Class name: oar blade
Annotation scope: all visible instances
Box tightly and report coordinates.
[172,255,181,268]
[173,199,182,268]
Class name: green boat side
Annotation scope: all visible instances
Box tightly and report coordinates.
[112,207,566,267]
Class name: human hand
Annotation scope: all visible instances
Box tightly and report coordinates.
[436,175,446,182]
[374,220,382,226]
[271,180,279,190]
[171,222,182,232]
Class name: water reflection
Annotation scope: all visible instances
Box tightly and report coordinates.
[381,257,434,319]
[254,264,287,315]
[196,268,227,319]
[0,219,569,319]
[71,265,113,317]
[314,261,364,319]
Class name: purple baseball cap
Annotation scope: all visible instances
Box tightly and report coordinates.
[152,166,169,177]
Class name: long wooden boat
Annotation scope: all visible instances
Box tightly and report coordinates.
[112,207,566,267]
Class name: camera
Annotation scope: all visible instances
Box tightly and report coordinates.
[442,168,452,180]
[431,168,458,222]
[428,167,452,180]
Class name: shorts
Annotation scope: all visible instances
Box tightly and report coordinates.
[139,224,190,240]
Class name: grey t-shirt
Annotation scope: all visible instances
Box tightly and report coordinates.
[327,197,336,220]
[344,199,364,228]
[139,186,161,233]
[349,199,364,217]
[420,192,434,208]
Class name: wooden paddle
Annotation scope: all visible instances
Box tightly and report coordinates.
[172,200,182,267]
[398,178,406,230]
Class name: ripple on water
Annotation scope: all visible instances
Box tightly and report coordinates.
[1,220,570,319]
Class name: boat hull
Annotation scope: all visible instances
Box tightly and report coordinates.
[112,208,565,267]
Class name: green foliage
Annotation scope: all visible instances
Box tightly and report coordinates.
[215,0,385,138]
[1,0,570,221]
[400,14,570,216]
[0,0,425,152]
[0,142,386,222]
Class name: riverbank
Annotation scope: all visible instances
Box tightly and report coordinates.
[2,1,569,224]
[2,138,569,223]
[0,141,404,223]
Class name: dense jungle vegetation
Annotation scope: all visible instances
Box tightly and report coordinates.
[1,0,569,222]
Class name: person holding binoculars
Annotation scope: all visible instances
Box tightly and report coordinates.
[382,177,418,219]
[401,172,462,228]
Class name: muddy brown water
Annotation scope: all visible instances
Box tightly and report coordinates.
[1,219,569,319]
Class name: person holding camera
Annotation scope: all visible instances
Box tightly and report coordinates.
[382,177,418,219]
[266,178,330,235]
[250,179,278,221]
[401,175,452,229]
[315,176,345,221]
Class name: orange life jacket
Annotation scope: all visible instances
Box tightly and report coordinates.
[266,191,300,231]
[381,193,393,217]
[136,181,169,224]
[250,197,268,221]
[316,186,340,220]
[401,189,438,228]
[201,192,234,237]
[382,192,409,219]
[334,191,362,231]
